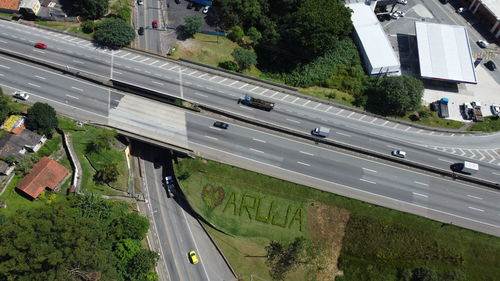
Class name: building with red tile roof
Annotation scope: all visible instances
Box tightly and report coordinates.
[0,0,20,13]
[16,157,69,199]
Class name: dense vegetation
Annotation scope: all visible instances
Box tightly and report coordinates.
[0,194,157,281]
[94,18,136,48]
[0,89,18,125]
[71,0,109,20]
[26,102,58,135]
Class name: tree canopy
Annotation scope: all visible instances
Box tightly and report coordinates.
[94,18,136,48]
[72,0,109,20]
[183,15,203,37]
[25,102,58,135]
[231,48,257,72]
[0,89,13,124]
[0,195,156,281]
[265,237,307,280]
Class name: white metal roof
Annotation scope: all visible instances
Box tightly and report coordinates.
[415,21,477,84]
[347,3,400,71]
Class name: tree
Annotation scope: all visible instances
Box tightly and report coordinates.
[285,0,352,58]
[0,90,13,124]
[81,20,95,33]
[247,27,262,45]
[25,102,58,135]
[265,237,306,280]
[88,129,117,152]
[411,267,440,281]
[110,212,150,240]
[126,249,159,281]
[183,15,203,37]
[94,163,120,184]
[231,48,257,72]
[72,0,109,20]
[228,26,244,42]
[366,76,424,116]
[94,18,136,48]
[218,61,239,72]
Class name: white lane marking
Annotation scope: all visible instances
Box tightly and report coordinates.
[28,83,40,88]
[250,148,264,154]
[362,168,377,173]
[160,62,169,67]
[413,192,428,198]
[271,92,278,98]
[260,89,269,95]
[286,118,300,124]
[151,81,164,86]
[239,105,254,111]
[252,138,266,143]
[360,178,376,184]
[0,65,11,69]
[0,39,7,43]
[468,206,484,212]
[65,94,79,99]
[209,76,219,81]
[130,55,140,60]
[347,112,355,118]
[292,97,300,103]
[219,78,227,83]
[382,120,389,125]
[209,126,222,131]
[336,132,351,137]
[467,195,483,200]
[204,135,218,141]
[313,104,321,109]
[370,118,378,123]
[303,100,311,106]
[187,140,500,230]
[281,94,289,100]
[33,49,45,54]
[229,81,238,86]
[414,181,428,186]
[188,70,198,75]
[194,92,208,97]
[299,151,314,156]
[0,74,3,76]
[492,172,500,176]
[72,60,85,64]
[297,161,311,167]
[437,158,454,164]
[149,60,159,65]
[405,127,411,131]
[250,86,259,92]
[336,109,344,115]
[34,75,46,80]
[114,71,122,75]
[239,83,248,89]
[71,86,83,92]
[325,106,333,112]
[198,73,208,78]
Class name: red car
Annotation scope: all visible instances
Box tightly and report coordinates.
[34,42,47,49]
[152,20,158,28]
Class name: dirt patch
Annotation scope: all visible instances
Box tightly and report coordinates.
[307,201,350,280]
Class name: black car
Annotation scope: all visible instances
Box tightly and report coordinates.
[213,121,229,129]
[485,60,497,71]
[175,0,180,3]
[187,2,193,9]
[138,27,144,35]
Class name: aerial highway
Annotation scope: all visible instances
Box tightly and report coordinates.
[0,53,499,236]
[135,0,163,52]
[0,20,498,183]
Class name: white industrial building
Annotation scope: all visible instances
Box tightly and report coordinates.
[415,22,477,84]
[347,2,401,76]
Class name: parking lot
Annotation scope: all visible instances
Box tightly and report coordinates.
[165,0,220,33]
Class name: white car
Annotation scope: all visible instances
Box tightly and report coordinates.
[390,10,405,19]
[476,40,488,48]
[457,7,466,13]
[397,0,408,5]
[138,0,143,5]
[202,6,209,14]
[491,104,500,116]
[392,150,407,158]
[13,91,29,101]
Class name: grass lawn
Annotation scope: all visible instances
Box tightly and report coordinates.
[468,116,500,132]
[397,107,465,130]
[0,12,12,19]
[34,21,93,38]
[63,120,128,195]
[175,158,500,281]
[299,86,357,108]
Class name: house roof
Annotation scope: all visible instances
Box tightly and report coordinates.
[16,157,68,199]
[0,134,24,160]
[415,21,477,84]
[0,0,20,11]
[11,123,26,135]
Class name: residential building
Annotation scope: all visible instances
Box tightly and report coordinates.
[16,157,68,199]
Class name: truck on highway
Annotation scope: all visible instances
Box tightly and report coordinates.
[471,101,483,122]
[311,127,330,138]
[454,161,479,174]
[239,95,274,111]
[438,98,449,118]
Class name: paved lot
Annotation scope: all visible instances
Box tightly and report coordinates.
[165,0,220,32]
[380,0,499,122]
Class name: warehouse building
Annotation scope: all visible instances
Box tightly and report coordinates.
[347,2,401,76]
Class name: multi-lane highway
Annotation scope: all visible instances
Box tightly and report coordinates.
[0,19,498,184]
[135,0,163,52]
[0,51,499,236]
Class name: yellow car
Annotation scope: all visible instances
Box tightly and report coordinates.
[188,251,199,264]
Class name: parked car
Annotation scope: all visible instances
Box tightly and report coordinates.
[187,2,193,9]
[138,27,144,35]
[213,121,229,129]
[397,0,407,5]
[13,91,29,101]
[137,0,143,5]
[491,104,500,116]
[202,6,209,14]
[476,40,488,48]
[175,0,180,3]
[390,10,405,19]
[457,7,466,13]
[34,42,47,49]
[152,20,158,28]
[188,251,199,264]
[392,150,407,158]
[485,60,497,71]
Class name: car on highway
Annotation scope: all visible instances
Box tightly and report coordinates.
[152,20,158,28]
[188,251,199,264]
[391,150,407,158]
[476,40,488,48]
[13,91,29,100]
[397,0,407,5]
[213,121,229,129]
[175,0,180,3]
[485,60,497,71]
[137,0,143,5]
[165,176,175,197]
[34,42,47,49]
[138,27,144,35]
[491,104,500,116]
[457,7,466,13]
[202,6,209,14]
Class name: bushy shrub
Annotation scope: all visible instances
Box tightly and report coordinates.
[81,20,95,33]
[219,61,239,72]
[228,26,244,42]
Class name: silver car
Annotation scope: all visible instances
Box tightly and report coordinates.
[13,91,29,100]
